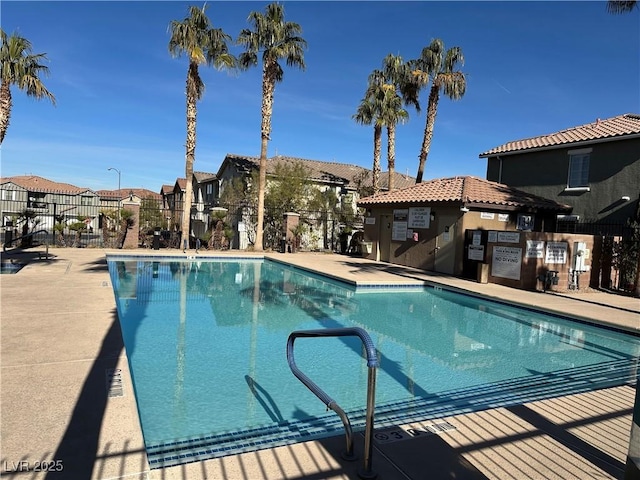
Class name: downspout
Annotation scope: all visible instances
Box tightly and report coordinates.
[497,155,503,184]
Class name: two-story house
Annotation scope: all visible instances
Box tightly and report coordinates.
[479,113,640,231]
[161,173,219,240]
[0,176,101,241]
[216,153,415,249]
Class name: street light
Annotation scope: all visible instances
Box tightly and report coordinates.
[108,167,121,224]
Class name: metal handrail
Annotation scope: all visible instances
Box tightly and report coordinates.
[3,229,50,254]
[286,327,379,479]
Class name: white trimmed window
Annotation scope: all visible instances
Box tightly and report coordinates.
[1,190,16,201]
[567,148,591,189]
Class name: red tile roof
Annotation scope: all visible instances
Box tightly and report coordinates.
[358,176,572,211]
[96,188,162,201]
[0,175,93,194]
[479,113,640,157]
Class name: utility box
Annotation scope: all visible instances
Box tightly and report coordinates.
[573,241,587,271]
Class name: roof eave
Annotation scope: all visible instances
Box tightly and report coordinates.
[466,202,572,213]
[479,132,640,158]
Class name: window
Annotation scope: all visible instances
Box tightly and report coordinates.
[567,148,591,189]
[28,192,47,209]
[2,190,16,201]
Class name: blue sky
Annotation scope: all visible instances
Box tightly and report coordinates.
[1,1,638,193]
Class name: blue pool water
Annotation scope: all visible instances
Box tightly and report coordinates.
[107,257,640,468]
[0,261,24,274]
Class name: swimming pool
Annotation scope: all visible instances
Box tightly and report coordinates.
[0,261,25,274]
[107,256,640,468]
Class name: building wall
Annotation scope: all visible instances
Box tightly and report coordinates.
[486,138,640,223]
[363,205,563,278]
[1,183,101,230]
[363,204,467,274]
[478,231,596,292]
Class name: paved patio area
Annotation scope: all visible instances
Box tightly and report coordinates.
[1,247,638,479]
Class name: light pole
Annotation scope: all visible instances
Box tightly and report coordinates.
[108,167,121,225]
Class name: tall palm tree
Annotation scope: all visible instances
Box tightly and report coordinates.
[169,5,235,249]
[411,39,466,183]
[237,2,307,251]
[381,90,408,191]
[0,29,56,145]
[372,54,419,191]
[357,55,418,193]
[607,0,637,13]
[353,87,383,195]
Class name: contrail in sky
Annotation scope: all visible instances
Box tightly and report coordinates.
[496,81,512,94]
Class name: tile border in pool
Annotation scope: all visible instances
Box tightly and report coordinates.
[143,357,637,468]
[106,253,264,263]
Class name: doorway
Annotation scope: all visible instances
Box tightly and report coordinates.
[434,215,458,275]
[379,214,392,262]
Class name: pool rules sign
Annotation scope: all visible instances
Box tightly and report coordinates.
[491,246,522,280]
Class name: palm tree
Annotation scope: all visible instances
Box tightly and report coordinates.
[382,90,408,191]
[607,1,637,13]
[168,5,235,249]
[411,39,466,183]
[373,54,419,191]
[355,55,418,193]
[353,87,383,195]
[237,2,307,251]
[0,29,56,145]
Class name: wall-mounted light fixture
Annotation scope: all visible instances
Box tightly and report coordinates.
[366,208,372,217]
[430,212,435,221]
[621,196,631,201]
[460,206,470,213]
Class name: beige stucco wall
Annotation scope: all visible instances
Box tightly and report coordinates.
[362,204,593,292]
[363,206,538,275]
[363,204,467,274]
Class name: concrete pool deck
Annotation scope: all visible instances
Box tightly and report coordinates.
[1,247,638,479]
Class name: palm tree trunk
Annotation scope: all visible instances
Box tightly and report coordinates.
[387,123,396,191]
[0,82,12,145]
[373,125,382,195]
[181,63,198,249]
[255,62,276,251]
[415,83,440,183]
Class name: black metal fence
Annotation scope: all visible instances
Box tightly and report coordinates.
[1,199,360,252]
[557,220,636,238]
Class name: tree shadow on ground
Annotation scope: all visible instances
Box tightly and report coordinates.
[44,314,124,479]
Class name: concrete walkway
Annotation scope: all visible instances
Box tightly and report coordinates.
[1,248,638,479]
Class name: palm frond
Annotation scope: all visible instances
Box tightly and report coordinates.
[0,29,55,103]
[168,4,236,70]
[607,1,637,13]
[237,3,306,83]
